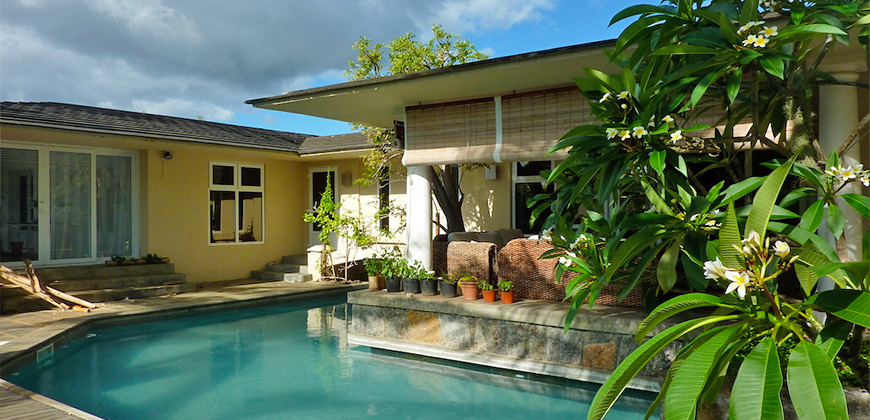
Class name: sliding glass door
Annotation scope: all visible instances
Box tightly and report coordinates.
[0,144,137,265]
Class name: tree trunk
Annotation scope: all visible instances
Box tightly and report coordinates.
[428,166,465,233]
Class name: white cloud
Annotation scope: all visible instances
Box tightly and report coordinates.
[426,0,556,33]
[82,0,202,44]
[131,98,234,122]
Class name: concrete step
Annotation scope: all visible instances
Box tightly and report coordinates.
[250,271,312,283]
[0,283,197,314]
[281,255,308,266]
[49,273,187,292]
[34,263,177,281]
[265,263,305,273]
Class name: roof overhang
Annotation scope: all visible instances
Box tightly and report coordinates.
[246,40,621,128]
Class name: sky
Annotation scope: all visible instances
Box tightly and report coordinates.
[0,0,649,136]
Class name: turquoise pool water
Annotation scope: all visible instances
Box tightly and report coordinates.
[7,295,658,419]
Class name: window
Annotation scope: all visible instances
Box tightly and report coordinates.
[512,161,554,235]
[378,168,390,230]
[209,162,263,244]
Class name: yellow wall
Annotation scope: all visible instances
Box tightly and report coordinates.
[1,124,309,283]
[460,163,511,232]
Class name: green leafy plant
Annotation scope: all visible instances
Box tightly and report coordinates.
[477,281,494,291]
[363,257,383,276]
[459,274,478,284]
[497,280,513,292]
[440,272,460,285]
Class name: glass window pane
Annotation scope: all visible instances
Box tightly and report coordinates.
[51,151,92,259]
[515,161,551,178]
[212,165,235,186]
[238,192,263,242]
[1,148,39,262]
[97,156,133,257]
[514,182,553,235]
[240,167,261,187]
[210,191,236,243]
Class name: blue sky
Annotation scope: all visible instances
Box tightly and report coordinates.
[1,0,648,136]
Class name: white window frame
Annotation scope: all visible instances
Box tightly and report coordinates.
[209,161,265,245]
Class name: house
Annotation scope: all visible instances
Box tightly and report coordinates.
[246,39,869,269]
[0,102,403,282]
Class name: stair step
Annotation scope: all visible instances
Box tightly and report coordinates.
[49,273,187,292]
[251,270,312,283]
[265,263,305,273]
[34,263,177,281]
[0,283,197,314]
[281,255,308,266]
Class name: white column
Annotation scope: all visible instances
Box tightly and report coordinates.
[406,165,432,270]
[819,72,863,263]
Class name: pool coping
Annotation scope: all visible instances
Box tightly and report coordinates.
[0,281,365,420]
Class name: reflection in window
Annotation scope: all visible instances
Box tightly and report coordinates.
[513,161,553,235]
[209,163,263,244]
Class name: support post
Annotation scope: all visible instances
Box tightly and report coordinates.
[406,165,432,271]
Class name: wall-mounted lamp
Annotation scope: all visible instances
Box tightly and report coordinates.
[163,151,173,160]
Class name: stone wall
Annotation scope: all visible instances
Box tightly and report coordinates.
[347,291,681,391]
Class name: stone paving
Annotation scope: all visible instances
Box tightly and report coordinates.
[0,279,364,420]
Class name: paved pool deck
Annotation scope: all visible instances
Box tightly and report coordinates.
[0,279,365,420]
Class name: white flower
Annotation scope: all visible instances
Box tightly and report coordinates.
[861,173,870,187]
[724,270,751,299]
[825,166,840,177]
[743,34,758,46]
[619,130,631,140]
[738,22,754,34]
[662,115,675,124]
[773,241,790,258]
[541,228,552,242]
[669,130,683,144]
[742,230,763,248]
[752,36,769,48]
[705,220,720,227]
[606,128,619,139]
[761,26,778,37]
[711,209,721,217]
[703,257,729,280]
[632,126,648,138]
[559,256,572,267]
[617,91,630,100]
[649,116,657,127]
[599,92,611,103]
[621,103,629,110]
[840,166,857,181]
[690,213,701,222]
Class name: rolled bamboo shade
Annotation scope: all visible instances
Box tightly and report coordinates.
[501,89,591,162]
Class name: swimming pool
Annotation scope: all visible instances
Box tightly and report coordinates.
[6,295,658,419]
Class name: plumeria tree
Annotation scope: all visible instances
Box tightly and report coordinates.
[530,0,870,418]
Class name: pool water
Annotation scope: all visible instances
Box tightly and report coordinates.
[7,295,658,419]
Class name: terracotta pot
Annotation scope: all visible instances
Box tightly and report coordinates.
[501,291,514,304]
[368,275,381,291]
[459,282,479,300]
[482,289,497,302]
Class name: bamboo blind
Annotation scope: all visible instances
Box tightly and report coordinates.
[500,89,590,162]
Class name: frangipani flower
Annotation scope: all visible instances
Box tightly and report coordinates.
[724,270,751,298]
[825,166,840,177]
[559,256,572,267]
[632,126,648,138]
[773,241,790,258]
[599,92,611,103]
[619,130,631,140]
[662,115,675,124]
[670,130,683,144]
[742,230,763,248]
[649,116,657,127]
[617,91,630,100]
[703,257,728,280]
[743,35,759,46]
[840,166,857,180]
[606,128,619,139]
[752,36,769,48]
[861,173,870,187]
[761,26,778,37]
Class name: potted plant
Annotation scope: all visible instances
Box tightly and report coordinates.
[403,261,424,294]
[419,269,438,296]
[458,274,479,300]
[479,280,496,302]
[363,256,384,291]
[382,256,406,293]
[497,280,514,304]
[439,272,458,298]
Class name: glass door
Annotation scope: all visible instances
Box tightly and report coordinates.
[0,148,39,262]
[50,151,92,260]
[309,168,336,246]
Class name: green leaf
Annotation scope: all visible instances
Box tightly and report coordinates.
[657,238,682,293]
[800,200,825,232]
[587,316,740,420]
[665,325,742,420]
[730,338,784,420]
[651,45,722,55]
[719,201,742,268]
[759,56,785,79]
[826,203,845,239]
[609,4,671,26]
[787,341,848,420]
[721,176,764,202]
[637,293,724,341]
[792,245,847,295]
[842,194,870,219]
[726,68,742,104]
[778,23,849,37]
[650,149,666,177]
[807,289,870,328]
[816,320,852,361]
[745,154,797,238]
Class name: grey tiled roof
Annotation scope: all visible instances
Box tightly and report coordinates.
[299,132,372,155]
[0,102,312,152]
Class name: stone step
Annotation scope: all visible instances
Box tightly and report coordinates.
[34,263,177,281]
[265,263,305,273]
[281,255,308,266]
[250,270,312,283]
[0,283,197,314]
[49,273,187,292]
